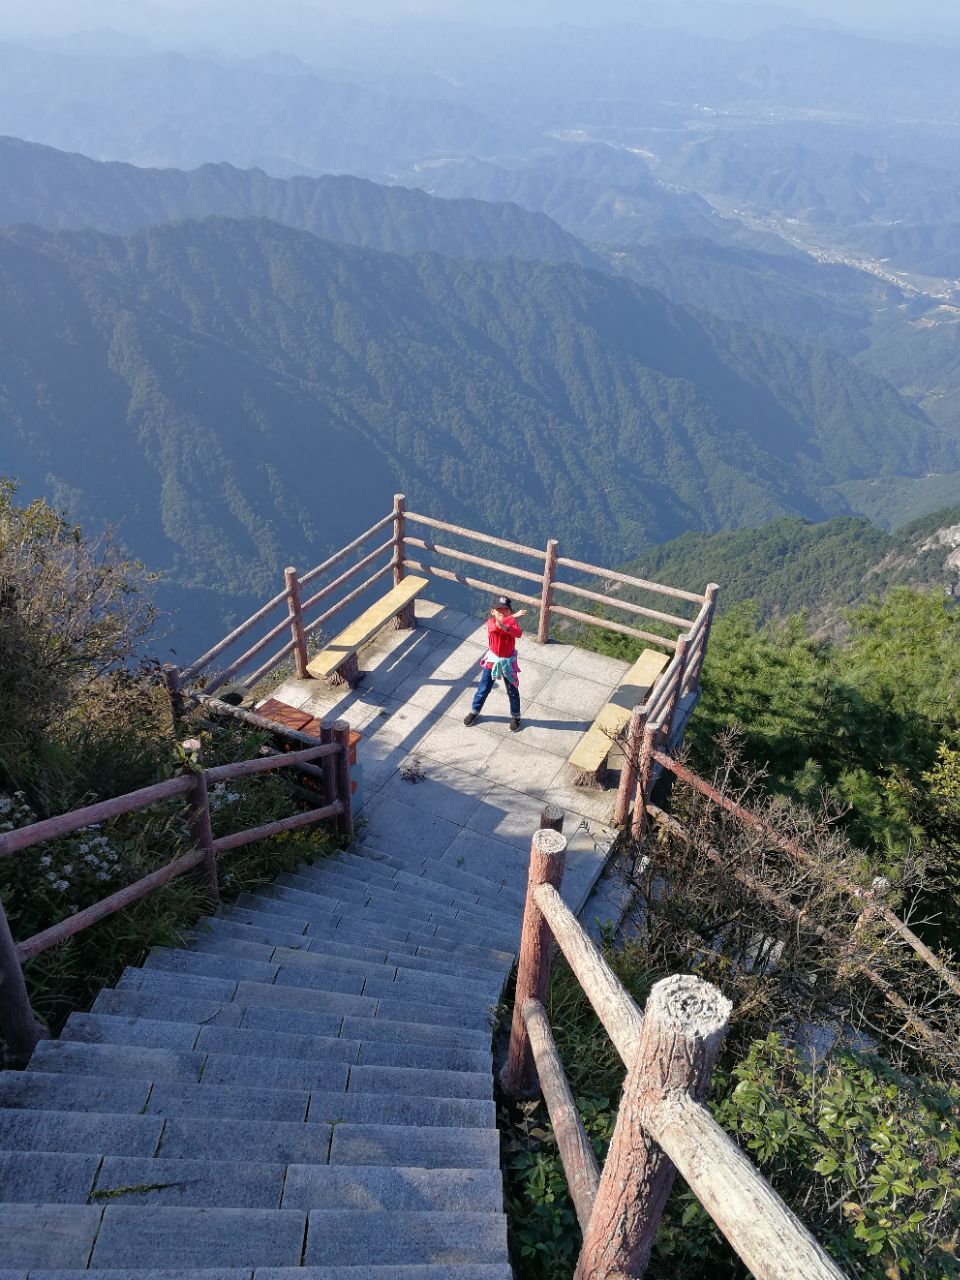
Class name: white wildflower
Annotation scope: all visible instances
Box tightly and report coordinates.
[53,879,69,892]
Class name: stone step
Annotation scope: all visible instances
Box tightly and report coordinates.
[155,1117,331,1165]
[349,1065,489,1101]
[279,1166,503,1214]
[329,1125,499,1169]
[0,1069,151,1115]
[357,845,525,908]
[10,1267,513,1280]
[92,988,245,1027]
[300,1211,507,1268]
[0,1108,163,1157]
[201,913,313,950]
[215,911,414,961]
[298,861,466,909]
[92,1155,287,1208]
[0,1150,100,1203]
[0,1203,104,1269]
[30,1038,207,1084]
[290,868,509,928]
[89,1204,306,1269]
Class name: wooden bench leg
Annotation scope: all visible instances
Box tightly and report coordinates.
[569,760,608,790]
[327,653,361,688]
[392,601,417,631]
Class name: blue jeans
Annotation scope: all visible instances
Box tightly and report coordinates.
[472,665,520,717]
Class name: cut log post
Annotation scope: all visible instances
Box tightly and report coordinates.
[501,827,567,1099]
[326,652,361,688]
[631,723,656,840]
[0,895,46,1068]
[539,803,565,833]
[574,975,732,1280]
[161,663,186,721]
[522,997,600,1232]
[284,567,309,680]
[614,705,646,827]
[392,493,416,629]
[683,583,719,695]
[332,720,354,840]
[319,722,337,811]
[538,538,559,644]
[182,744,219,904]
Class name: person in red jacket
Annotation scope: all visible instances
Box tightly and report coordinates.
[464,595,527,731]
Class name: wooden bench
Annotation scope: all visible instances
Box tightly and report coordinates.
[306,575,428,686]
[568,648,670,788]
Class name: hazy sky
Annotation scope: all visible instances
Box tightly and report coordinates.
[2,0,959,41]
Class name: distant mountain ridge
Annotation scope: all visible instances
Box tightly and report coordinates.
[0,136,596,266]
[4,216,954,629]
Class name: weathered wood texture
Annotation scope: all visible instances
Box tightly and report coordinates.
[683,583,719,695]
[406,537,544,585]
[501,829,568,1099]
[284,567,309,680]
[653,751,960,999]
[646,805,945,1052]
[0,777,194,858]
[199,696,322,747]
[185,760,219,903]
[631,724,657,840]
[333,721,354,839]
[405,511,544,560]
[553,579,691,630]
[298,512,395,588]
[393,493,406,587]
[575,975,731,1280]
[161,663,187,719]
[614,705,646,827]
[0,897,47,1065]
[211,800,341,854]
[539,804,565,833]
[555,556,705,605]
[300,539,396,614]
[205,742,335,784]
[532,883,643,1063]
[538,538,559,644]
[551,603,681,651]
[523,997,600,1232]
[646,1094,846,1280]
[182,584,290,681]
[404,558,541,609]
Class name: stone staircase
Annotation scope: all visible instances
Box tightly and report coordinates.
[0,837,531,1277]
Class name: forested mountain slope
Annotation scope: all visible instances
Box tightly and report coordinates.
[613,507,960,625]
[0,136,595,265]
[3,217,954,623]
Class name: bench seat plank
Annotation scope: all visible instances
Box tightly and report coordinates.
[568,648,670,785]
[307,577,429,680]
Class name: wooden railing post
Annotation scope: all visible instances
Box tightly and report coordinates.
[319,721,337,811]
[631,723,656,840]
[659,635,688,754]
[332,720,354,840]
[683,582,719,695]
[181,739,219,904]
[539,803,564,833]
[284,567,309,680]
[161,663,186,721]
[574,975,731,1280]
[392,493,416,630]
[537,538,559,644]
[0,894,46,1068]
[614,705,646,828]
[501,827,567,1099]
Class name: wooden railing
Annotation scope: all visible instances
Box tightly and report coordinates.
[502,820,847,1280]
[0,717,353,1067]
[164,494,716,718]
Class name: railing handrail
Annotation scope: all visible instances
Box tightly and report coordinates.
[0,715,353,1066]
[502,823,847,1280]
[170,497,718,727]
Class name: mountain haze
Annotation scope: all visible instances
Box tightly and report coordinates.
[3,216,955,630]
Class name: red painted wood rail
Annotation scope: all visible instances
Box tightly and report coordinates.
[502,822,849,1280]
[0,718,352,1068]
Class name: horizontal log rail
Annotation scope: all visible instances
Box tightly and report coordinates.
[555,555,706,606]
[302,563,396,639]
[182,583,291,682]
[551,579,692,630]
[405,536,545,586]
[299,538,396,613]
[551,602,681,651]
[298,513,395,588]
[502,818,848,1280]
[0,717,353,1066]
[651,751,960,1001]
[405,511,544,560]
[404,558,542,608]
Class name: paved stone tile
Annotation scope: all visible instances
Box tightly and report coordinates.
[438,829,529,893]
[329,1124,499,1169]
[514,638,575,669]
[367,698,450,748]
[507,702,594,758]
[0,1110,163,1157]
[301,1210,505,1267]
[463,785,558,849]
[146,1082,310,1122]
[281,1165,503,1213]
[378,757,493,826]
[430,638,488,681]
[359,795,462,862]
[541,777,619,825]
[390,669,475,718]
[479,736,568,793]
[416,603,474,635]
[558,647,630,684]
[0,1070,151,1116]
[536,669,615,719]
[91,1205,306,1269]
[415,715,501,773]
